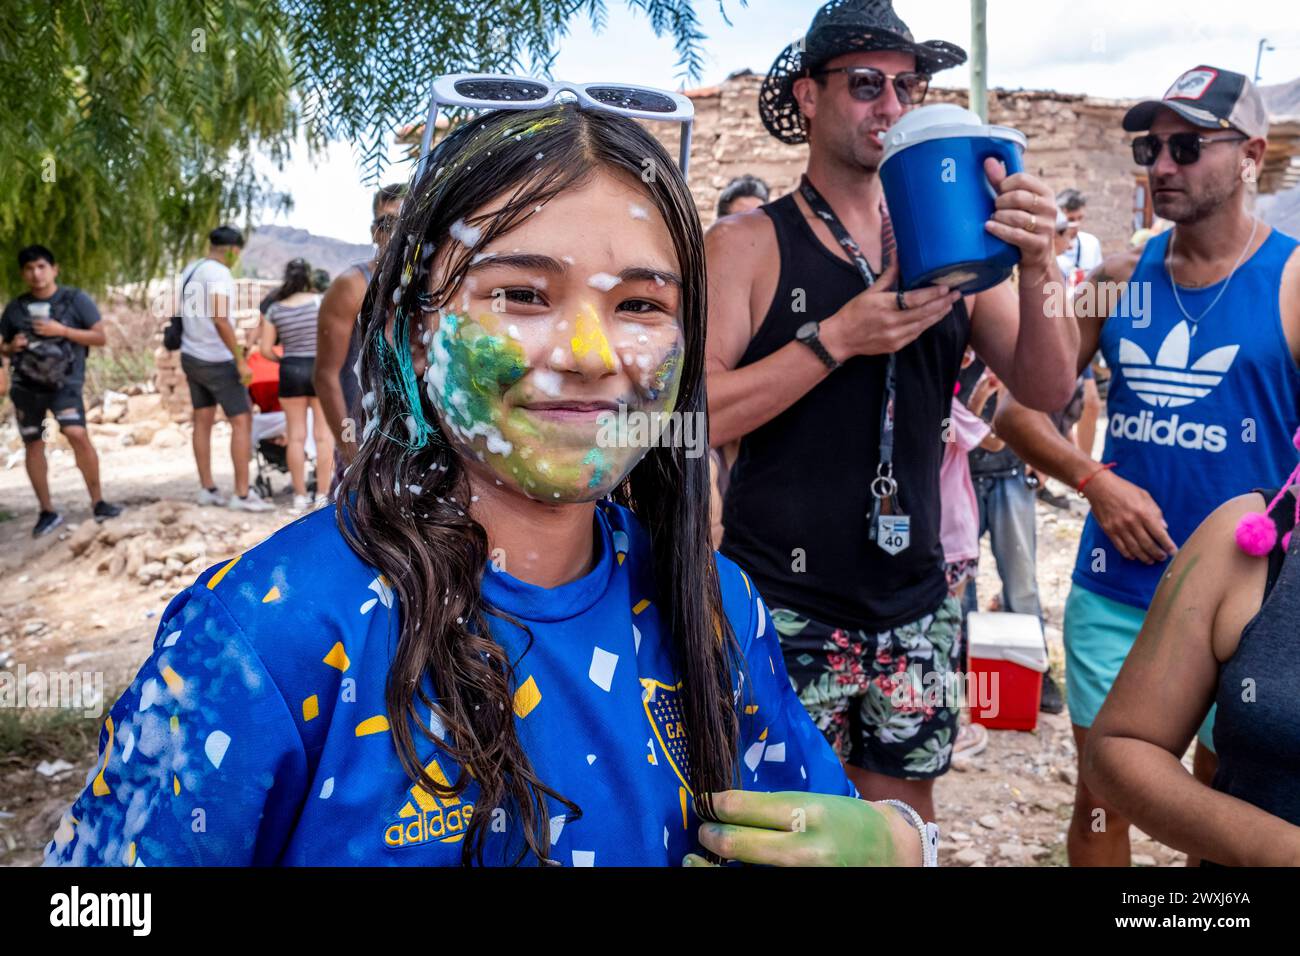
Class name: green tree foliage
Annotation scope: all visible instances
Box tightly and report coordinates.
[0,0,739,294]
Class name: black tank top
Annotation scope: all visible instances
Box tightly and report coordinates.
[1210,487,1300,836]
[719,194,971,631]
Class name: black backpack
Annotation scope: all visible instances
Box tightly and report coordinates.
[12,291,77,392]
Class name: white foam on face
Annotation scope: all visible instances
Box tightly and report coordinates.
[470,253,495,266]
[561,255,575,265]
[635,354,651,369]
[653,275,665,287]
[588,273,622,292]
[530,276,548,289]
[629,203,650,221]
[507,325,521,340]
[450,219,482,247]
[557,320,568,331]
[531,368,563,397]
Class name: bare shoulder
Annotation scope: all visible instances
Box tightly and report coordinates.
[705,207,777,266]
[1166,491,1269,605]
[1090,247,1144,287]
[320,266,367,315]
[1281,239,1300,310]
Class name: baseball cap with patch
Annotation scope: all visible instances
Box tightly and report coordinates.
[1123,65,1269,139]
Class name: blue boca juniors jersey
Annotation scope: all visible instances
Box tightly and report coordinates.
[45,502,853,866]
[1073,228,1300,608]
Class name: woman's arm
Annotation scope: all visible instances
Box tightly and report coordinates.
[1086,493,1300,866]
[258,314,280,363]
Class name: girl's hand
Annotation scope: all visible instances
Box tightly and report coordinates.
[682,789,922,867]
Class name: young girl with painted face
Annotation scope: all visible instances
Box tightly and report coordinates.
[46,102,928,867]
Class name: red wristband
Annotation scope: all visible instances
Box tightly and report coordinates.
[1077,462,1117,495]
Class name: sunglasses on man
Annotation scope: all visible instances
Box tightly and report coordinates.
[810,66,931,106]
[417,73,695,179]
[1131,131,1247,166]
[371,214,398,233]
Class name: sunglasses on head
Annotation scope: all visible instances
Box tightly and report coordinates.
[417,73,695,179]
[810,66,931,106]
[1131,131,1247,166]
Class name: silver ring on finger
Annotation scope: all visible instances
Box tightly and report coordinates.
[896,288,907,310]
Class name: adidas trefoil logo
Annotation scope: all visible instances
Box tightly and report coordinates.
[1119,321,1239,409]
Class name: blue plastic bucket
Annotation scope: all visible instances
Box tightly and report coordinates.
[880,104,1028,294]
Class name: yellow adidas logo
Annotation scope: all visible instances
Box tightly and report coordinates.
[383,758,475,848]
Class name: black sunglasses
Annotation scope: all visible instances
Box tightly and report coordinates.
[1131,132,1247,166]
[371,214,398,232]
[811,66,930,106]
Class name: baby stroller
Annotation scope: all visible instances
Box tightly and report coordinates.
[247,351,317,500]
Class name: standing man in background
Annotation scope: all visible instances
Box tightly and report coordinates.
[706,0,1078,823]
[0,245,122,535]
[996,67,1300,865]
[1057,188,1106,456]
[314,183,406,487]
[179,225,271,512]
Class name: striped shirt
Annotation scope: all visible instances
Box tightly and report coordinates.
[265,295,322,357]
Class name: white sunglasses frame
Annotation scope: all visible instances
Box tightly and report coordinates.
[417,72,695,179]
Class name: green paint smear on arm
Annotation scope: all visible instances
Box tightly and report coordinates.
[1131,552,1202,666]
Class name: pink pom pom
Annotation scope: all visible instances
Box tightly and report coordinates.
[1285,531,1293,552]
[1236,512,1277,556]
[1292,426,1300,452]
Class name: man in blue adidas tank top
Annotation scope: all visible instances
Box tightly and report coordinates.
[995,65,1300,866]
[703,0,1079,825]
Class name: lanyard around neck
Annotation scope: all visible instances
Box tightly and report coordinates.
[797,175,901,503]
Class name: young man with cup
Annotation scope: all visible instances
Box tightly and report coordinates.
[0,245,123,536]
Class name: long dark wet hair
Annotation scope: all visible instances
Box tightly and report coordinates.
[335,103,741,865]
[267,257,313,304]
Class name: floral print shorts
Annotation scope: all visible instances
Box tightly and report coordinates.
[770,595,964,780]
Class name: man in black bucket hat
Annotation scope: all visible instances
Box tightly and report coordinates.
[706,0,1079,824]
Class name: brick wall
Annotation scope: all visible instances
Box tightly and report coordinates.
[651,72,1141,256]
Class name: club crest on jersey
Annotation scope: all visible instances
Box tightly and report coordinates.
[641,678,693,794]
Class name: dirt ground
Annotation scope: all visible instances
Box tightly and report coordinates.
[0,404,1190,867]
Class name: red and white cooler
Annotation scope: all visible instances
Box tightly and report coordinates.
[966,611,1049,732]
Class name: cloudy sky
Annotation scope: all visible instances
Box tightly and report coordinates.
[260,0,1300,242]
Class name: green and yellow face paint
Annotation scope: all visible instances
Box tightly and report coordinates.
[423,299,685,503]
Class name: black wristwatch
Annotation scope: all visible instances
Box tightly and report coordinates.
[795,320,840,371]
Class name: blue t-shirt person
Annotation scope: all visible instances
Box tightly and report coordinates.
[44,501,854,866]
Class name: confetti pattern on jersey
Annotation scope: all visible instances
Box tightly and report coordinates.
[44,502,852,867]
